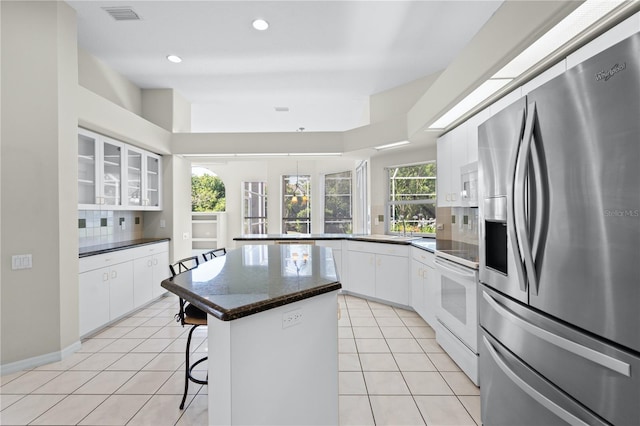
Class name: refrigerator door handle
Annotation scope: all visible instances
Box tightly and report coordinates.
[507,108,528,292]
[483,291,631,377]
[514,102,539,294]
[482,335,591,426]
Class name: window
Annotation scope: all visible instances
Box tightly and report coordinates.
[191,167,225,212]
[243,182,268,234]
[387,163,437,235]
[324,171,352,234]
[355,161,369,234]
[282,175,311,234]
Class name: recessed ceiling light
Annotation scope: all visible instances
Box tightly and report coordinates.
[166,55,182,63]
[252,19,269,31]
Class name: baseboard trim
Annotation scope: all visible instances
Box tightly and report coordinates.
[1,340,81,376]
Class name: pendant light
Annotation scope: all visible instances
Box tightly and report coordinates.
[292,161,307,205]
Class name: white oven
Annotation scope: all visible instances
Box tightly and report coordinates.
[434,254,479,384]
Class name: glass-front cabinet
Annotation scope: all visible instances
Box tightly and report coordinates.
[101,140,124,207]
[78,130,98,207]
[78,128,123,209]
[144,154,161,209]
[125,146,143,208]
[78,128,162,210]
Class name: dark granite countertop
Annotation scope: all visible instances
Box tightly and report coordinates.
[234,234,436,249]
[161,244,342,321]
[79,238,171,258]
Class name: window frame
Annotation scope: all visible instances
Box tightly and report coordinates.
[323,170,353,234]
[385,162,437,237]
[242,181,268,235]
[282,174,311,234]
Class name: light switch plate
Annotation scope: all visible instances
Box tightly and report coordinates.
[12,254,32,270]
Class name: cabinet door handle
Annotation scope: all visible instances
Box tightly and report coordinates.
[377,258,381,266]
[147,260,153,267]
[153,259,158,266]
[111,270,117,279]
[103,272,109,282]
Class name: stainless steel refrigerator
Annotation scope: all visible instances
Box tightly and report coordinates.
[478,33,640,425]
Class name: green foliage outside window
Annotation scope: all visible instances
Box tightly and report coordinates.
[388,163,437,234]
[192,174,226,212]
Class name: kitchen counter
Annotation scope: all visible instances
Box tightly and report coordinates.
[235,233,436,250]
[79,237,170,258]
[162,244,340,425]
[161,244,341,321]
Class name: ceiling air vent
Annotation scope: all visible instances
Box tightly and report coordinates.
[102,7,141,21]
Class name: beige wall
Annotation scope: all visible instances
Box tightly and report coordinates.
[143,155,192,263]
[78,48,142,115]
[141,89,192,134]
[1,1,78,366]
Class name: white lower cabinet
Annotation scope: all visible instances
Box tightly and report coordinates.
[79,241,169,337]
[79,267,111,336]
[346,250,376,296]
[410,247,437,327]
[346,241,410,306]
[132,243,170,305]
[108,261,134,320]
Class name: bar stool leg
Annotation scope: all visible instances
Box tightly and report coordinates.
[180,324,199,410]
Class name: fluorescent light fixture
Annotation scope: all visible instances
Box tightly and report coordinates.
[182,154,232,158]
[374,140,410,151]
[252,19,269,31]
[166,55,182,63]
[180,152,342,157]
[430,79,511,129]
[236,153,285,157]
[428,0,624,130]
[289,153,342,157]
[493,0,624,78]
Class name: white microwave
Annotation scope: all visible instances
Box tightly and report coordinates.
[460,161,478,207]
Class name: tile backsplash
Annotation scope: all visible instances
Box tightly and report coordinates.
[78,210,144,248]
[436,206,479,245]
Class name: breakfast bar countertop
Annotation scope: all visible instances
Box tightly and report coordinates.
[161,244,341,321]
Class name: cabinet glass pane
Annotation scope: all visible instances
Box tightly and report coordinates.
[78,134,96,205]
[102,142,122,206]
[127,150,142,206]
[146,156,159,207]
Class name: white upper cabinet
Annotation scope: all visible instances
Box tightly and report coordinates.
[436,107,489,207]
[123,146,162,210]
[78,127,162,211]
[144,153,162,210]
[78,128,124,210]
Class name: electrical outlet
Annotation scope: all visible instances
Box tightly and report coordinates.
[160,219,166,228]
[282,309,304,329]
[12,254,33,270]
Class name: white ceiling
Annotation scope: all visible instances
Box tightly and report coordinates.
[68,1,503,133]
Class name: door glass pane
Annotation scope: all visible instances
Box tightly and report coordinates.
[78,134,96,205]
[441,276,467,324]
[146,156,159,207]
[127,150,142,206]
[102,142,122,206]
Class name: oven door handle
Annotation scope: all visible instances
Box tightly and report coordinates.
[434,258,476,279]
[482,335,590,426]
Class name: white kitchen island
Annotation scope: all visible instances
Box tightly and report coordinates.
[162,244,340,426]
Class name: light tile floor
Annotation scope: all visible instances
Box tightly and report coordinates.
[0,293,480,425]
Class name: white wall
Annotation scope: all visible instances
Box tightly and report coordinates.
[1,1,79,367]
